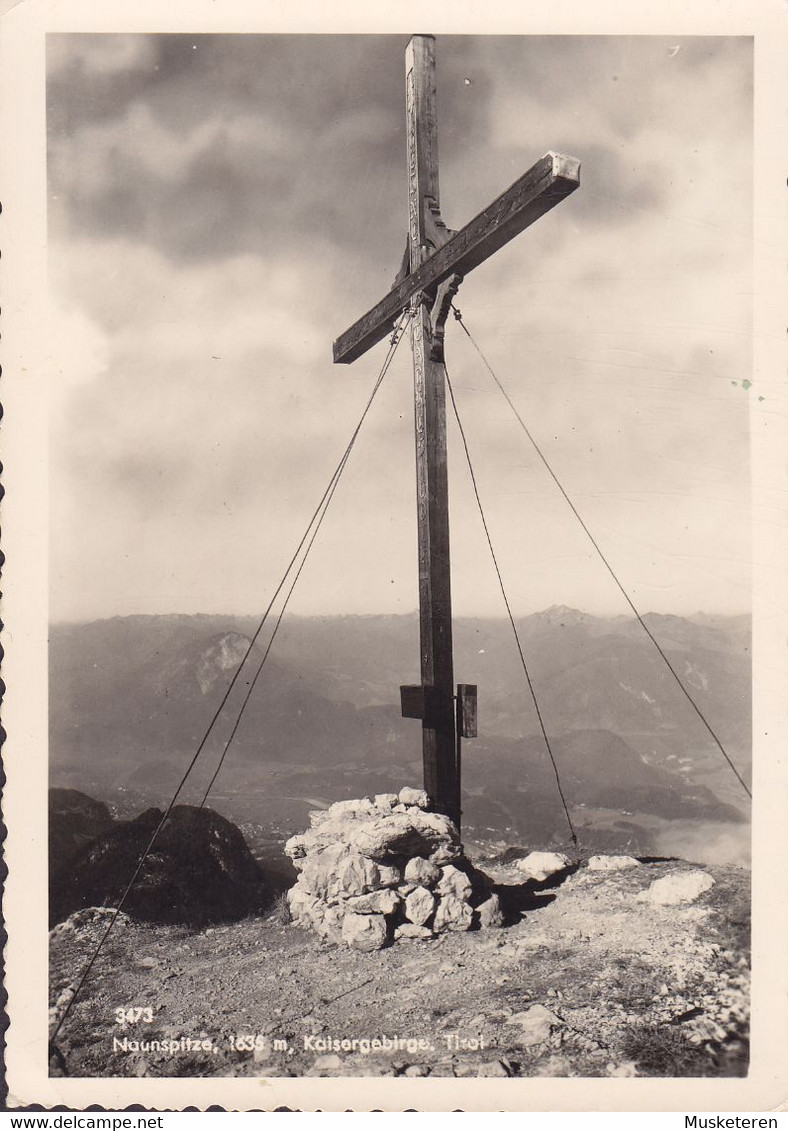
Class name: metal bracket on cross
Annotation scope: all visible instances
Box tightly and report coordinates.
[400,682,478,739]
[400,683,445,728]
[406,273,464,362]
[456,684,478,739]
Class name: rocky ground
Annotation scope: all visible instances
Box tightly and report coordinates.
[49,854,749,1080]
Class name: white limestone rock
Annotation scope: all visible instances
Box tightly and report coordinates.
[405,885,436,927]
[508,1004,561,1047]
[394,923,434,940]
[341,912,388,952]
[345,809,457,861]
[286,884,321,925]
[328,797,376,820]
[335,851,381,897]
[433,894,473,933]
[344,889,401,916]
[284,833,309,862]
[404,856,441,889]
[436,864,473,901]
[398,786,430,808]
[636,871,715,906]
[417,809,460,838]
[515,851,570,882]
[587,854,640,871]
[377,864,402,888]
[284,791,476,947]
[373,793,399,811]
[477,893,504,928]
[299,842,352,900]
[286,815,371,859]
[428,842,462,866]
[313,904,344,944]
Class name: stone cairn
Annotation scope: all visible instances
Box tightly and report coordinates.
[285,787,503,951]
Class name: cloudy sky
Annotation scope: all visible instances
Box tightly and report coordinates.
[47,33,753,622]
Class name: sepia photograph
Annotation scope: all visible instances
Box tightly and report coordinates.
[3,1,786,1113]
[43,28,754,1081]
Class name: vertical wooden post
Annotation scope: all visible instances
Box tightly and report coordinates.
[406,35,460,828]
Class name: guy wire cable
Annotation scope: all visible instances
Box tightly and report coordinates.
[199,436,355,806]
[450,304,751,801]
[49,309,412,1049]
[443,359,578,846]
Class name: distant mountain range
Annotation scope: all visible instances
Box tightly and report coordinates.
[49,609,751,857]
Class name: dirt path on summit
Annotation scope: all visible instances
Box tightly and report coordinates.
[50,857,749,1080]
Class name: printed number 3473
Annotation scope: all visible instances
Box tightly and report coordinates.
[115,1007,154,1025]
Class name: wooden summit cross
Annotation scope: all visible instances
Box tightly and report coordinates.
[333,35,580,830]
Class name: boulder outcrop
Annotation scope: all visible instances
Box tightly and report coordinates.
[636,870,715,905]
[515,851,571,883]
[53,804,268,926]
[49,789,115,926]
[587,855,641,872]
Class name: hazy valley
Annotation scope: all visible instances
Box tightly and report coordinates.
[49,608,751,872]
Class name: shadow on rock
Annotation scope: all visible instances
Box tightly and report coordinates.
[49,788,115,917]
[463,859,576,926]
[524,862,581,892]
[52,804,270,927]
[489,883,559,924]
[636,855,683,865]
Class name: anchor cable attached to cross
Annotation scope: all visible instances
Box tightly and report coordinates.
[449,304,751,803]
[443,355,579,845]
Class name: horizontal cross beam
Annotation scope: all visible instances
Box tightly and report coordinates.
[333,151,580,364]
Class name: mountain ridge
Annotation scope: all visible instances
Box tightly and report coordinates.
[49,609,751,860]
